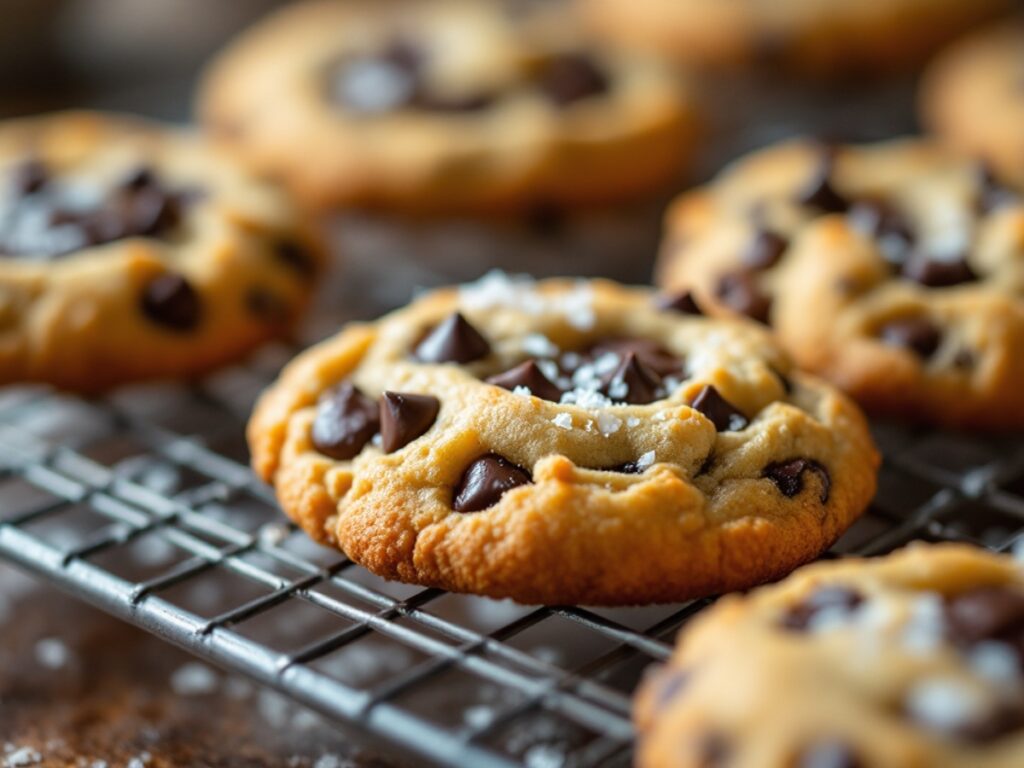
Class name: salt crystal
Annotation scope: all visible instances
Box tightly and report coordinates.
[902,593,947,653]
[536,359,560,383]
[522,334,559,358]
[596,413,622,436]
[905,677,987,733]
[513,386,533,398]
[34,637,70,670]
[313,755,343,768]
[170,662,218,696]
[635,451,656,470]
[3,747,41,767]
[551,414,573,430]
[458,271,594,330]
[626,417,641,428]
[967,641,1020,684]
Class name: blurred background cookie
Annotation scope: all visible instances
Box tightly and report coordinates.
[921,20,1024,189]
[0,111,323,391]
[198,0,701,213]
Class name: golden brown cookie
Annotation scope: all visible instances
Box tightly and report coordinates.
[198,0,700,213]
[656,138,1024,430]
[577,0,1009,76]
[0,111,323,392]
[636,543,1024,768]
[249,273,879,605]
[921,21,1024,188]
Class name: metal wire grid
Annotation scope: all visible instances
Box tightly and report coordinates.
[1,353,1024,768]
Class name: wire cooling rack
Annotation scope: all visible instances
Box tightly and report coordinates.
[2,348,1024,768]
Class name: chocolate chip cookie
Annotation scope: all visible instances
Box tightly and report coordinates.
[577,0,1009,76]
[656,139,1024,430]
[0,111,323,391]
[198,0,700,213]
[921,21,1024,188]
[249,273,878,605]
[636,544,1024,768]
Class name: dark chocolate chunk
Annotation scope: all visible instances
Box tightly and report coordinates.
[690,385,749,432]
[379,391,440,453]
[901,252,977,288]
[140,273,201,331]
[536,52,610,107]
[782,586,863,631]
[796,740,863,768]
[656,290,704,316]
[797,150,847,213]
[743,229,788,271]
[274,239,317,278]
[945,586,1024,651]
[878,317,941,358]
[486,360,563,402]
[120,165,156,191]
[414,312,491,364]
[9,158,48,196]
[716,271,772,324]
[763,458,831,503]
[452,453,532,512]
[589,338,684,378]
[601,352,662,405]
[310,382,380,461]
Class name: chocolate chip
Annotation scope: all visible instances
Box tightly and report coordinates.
[656,290,704,316]
[379,391,440,453]
[797,150,847,213]
[601,352,662,405]
[245,288,290,325]
[120,166,157,191]
[8,158,48,196]
[955,704,1024,744]
[310,382,380,461]
[536,52,610,107]
[414,312,491,364]
[878,317,941,358]
[772,367,794,395]
[452,454,532,512]
[901,252,977,288]
[782,586,863,631]
[945,586,1024,651]
[716,271,772,324]
[847,199,914,265]
[796,740,862,768]
[274,239,316,278]
[140,274,201,331]
[589,338,684,377]
[742,229,787,271]
[486,360,563,402]
[763,458,831,503]
[690,385,749,432]
[123,184,182,237]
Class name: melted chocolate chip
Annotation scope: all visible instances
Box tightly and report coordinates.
[380,391,440,453]
[763,458,831,503]
[797,150,847,213]
[690,385,749,432]
[310,382,380,461]
[716,271,772,324]
[274,239,316,278]
[797,740,862,768]
[901,252,977,288]
[452,454,532,512]
[9,158,48,196]
[140,274,201,331]
[486,360,563,402]
[945,586,1024,652]
[656,290,703,316]
[536,52,610,107]
[878,317,941,358]
[601,352,662,405]
[782,586,863,631]
[743,229,788,271]
[414,312,491,364]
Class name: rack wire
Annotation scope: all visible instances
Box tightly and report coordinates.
[2,348,1024,768]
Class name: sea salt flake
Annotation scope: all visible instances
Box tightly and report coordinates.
[967,641,1021,684]
[170,662,218,696]
[596,413,622,436]
[522,334,559,357]
[902,593,947,653]
[905,677,988,733]
[636,451,656,470]
[551,413,573,430]
[626,417,641,428]
[313,755,343,768]
[3,747,42,767]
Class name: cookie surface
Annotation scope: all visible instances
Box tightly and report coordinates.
[636,544,1024,768]
[656,139,1024,429]
[198,0,699,212]
[249,273,878,605]
[921,22,1024,188]
[0,111,323,392]
[577,0,1008,75]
